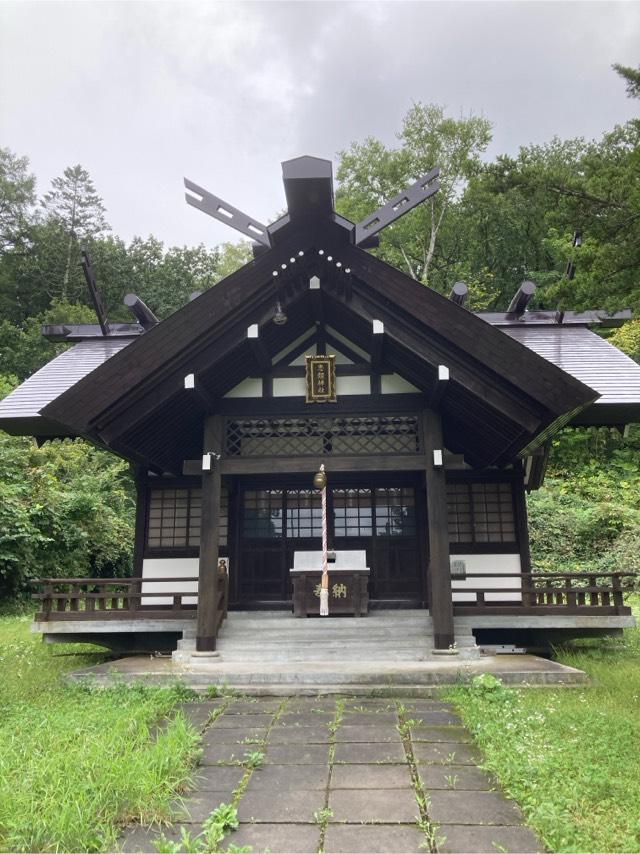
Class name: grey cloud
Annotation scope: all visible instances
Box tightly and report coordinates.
[0,1,637,249]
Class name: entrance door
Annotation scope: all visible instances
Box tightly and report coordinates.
[235,480,423,607]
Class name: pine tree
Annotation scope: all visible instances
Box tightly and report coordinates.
[41,165,109,300]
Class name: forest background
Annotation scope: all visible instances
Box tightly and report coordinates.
[1,65,639,599]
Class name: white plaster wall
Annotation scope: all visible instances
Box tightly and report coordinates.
[451,553,522,603]
[142,557,199,605]
[381,373,421,394]
[336,375,370,395]
[273,377,307,397]
[325,326,370,361]
[224,378,263,398]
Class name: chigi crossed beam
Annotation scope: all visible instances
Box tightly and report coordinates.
[183,163,440,248]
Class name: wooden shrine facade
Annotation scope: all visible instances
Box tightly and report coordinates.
[2,155,639,652]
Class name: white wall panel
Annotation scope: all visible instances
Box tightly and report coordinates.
[336,375,370,395]
[381,373,421,394]
[451,553,522,603]
[224,378,263,398]
[142,557,199,605]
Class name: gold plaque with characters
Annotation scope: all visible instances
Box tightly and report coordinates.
[305,355,337,403]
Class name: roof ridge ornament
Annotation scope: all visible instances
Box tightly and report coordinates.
[184,178,272,247]
[354,167,441,246]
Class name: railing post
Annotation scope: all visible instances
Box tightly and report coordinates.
[612,575,623,614]
[566,577,576,609]
[42,581,53,619]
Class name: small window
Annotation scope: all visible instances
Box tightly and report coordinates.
[447,481,516,545]
[242,489,283,539]
[147,486,228,550]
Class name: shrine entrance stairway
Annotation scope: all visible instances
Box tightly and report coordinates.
[173,610,478,665]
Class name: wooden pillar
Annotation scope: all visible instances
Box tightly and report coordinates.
[131,465,148,578]
[196,415,223,652]
[422,408,454,649]
[513,470,533,605]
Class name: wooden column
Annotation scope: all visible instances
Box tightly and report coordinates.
[131,465,148,578]
[196,415,223,652]
[513,471,533,605]
[422,408,454,649]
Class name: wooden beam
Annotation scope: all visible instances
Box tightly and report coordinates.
[196,415,223,652]
[422,408,454,649]
[507,280,536,315]
[132,466,148,578]
[219,454,428,476]
[371,319,384,369]
[427,365,450,409]
[309,276,324,323]
[184,373,216,412]
[449,282,468,306]
[247,324,271,373]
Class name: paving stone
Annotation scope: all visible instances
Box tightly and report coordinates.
[409,725,471,743]
[411,710,461,725]
[333,741,407,763]
[201,726,267,745]
[428,790,524,825]
[238,788,325,822]
[341,699,397,713]
[438,823,543,853]
[269,725,331,744]
[323,823,426,853]
[246,764,330,791]
[212,713,274,728]
[191,765,246,792]
[330,763,413,789]
[228,822,320,853]
[224,699,282,714]
[418,764,495,791]
[199,742,247,765]
[404,701,455,713]
[328,787,418,823]
[341,711,400,725]
[283,697,336,715]
[333,724,401,742]
[265,743,331,764]
[121,822,203,853]
[276,711,334,725]
[171,792,236,823]
[413,742,481,765]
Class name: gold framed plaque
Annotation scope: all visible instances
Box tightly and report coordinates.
[305,355,337,403]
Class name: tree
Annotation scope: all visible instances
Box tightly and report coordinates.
[613,63,640,99]
[0,147,36,255]
[336,103,492,287]
[41,165,109,301]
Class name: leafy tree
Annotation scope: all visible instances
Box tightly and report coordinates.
[609,319,640,363]
[0,301,96,381]
[0,147,36,255]
[0,373,134,598]
[41,165,109,301]
[336,103,492,287]
[613,63,640,99]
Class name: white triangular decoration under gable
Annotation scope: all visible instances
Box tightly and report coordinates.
[380,373,421,394]
[289,343,354,366]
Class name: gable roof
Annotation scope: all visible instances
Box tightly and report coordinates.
[0,338,132,436]
[4,154,638,472]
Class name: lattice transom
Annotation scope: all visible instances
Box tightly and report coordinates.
[226,415,421,457]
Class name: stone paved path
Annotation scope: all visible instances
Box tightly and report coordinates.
[122,697,542,853]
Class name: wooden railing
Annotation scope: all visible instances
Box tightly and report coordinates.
[33,572,230,630]
[452,571,637,615]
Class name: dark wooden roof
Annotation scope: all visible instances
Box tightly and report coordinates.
[31,208,596,472]
[4,154,638,473]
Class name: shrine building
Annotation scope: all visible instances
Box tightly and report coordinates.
[1,156,638,659]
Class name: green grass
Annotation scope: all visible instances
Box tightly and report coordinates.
[447,598,640,853]
[0,609,201,852]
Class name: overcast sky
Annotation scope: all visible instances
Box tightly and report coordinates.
[1,1,638,249]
